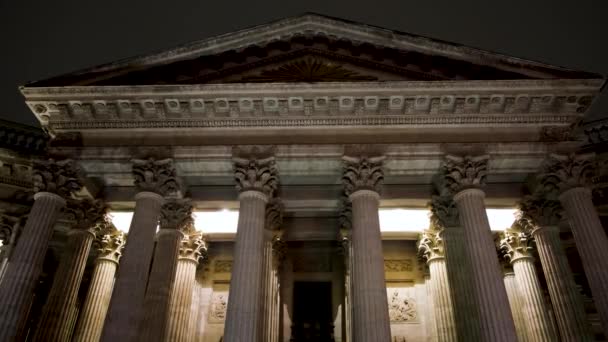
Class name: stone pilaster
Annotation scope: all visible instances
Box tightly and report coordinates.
[418,226,457,342]
[139,199,193,341]
[502,269,528,342]
[430,195,480,342]
[499,224,558,342]
[518,194,593,341]
[338,228,353,342]
[166,232,207,342]
[101,158,178,342]
[32,199,108,342]
[262,200,283,342]
[539,153,608,337]
[443,155,517,342]
[72,229,125,342]
[223,155,278,342]
[342,155,391,342]
[0,158,82,341]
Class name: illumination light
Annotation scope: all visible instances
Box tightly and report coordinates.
[193,211,239,234]
[108,212,133,233]
[486,209,518,231]
[379,209,430,232]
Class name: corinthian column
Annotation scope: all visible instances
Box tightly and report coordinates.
[0,215,22,283]
[101,158,179,342]
[342,155,391,342]
[518,194,593,342]
[139,199,193,341]
[499,224,558,342]
[417,226,457,342]
[0,158,82,341]
[539,153,608,336]
[32,199,108,342]
[430,195,480,342]
[501,268,527,342]
[223,154,278,342]
[166,233,207,342]
[262,199,283,342]
[72,229,125,342]
[443,155,517,342]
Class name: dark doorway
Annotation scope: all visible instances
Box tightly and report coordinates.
[291,281,334,342]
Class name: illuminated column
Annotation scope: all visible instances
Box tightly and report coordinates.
[261,200,283,342]
[501,269,528,342]
[0,215,21,283]
[499,224,558,342]
[539,153,608,336]
[443,155,517,342]
[418,227,457,342]
[139,199,193,340]
[0,159,81,341]
[430,195,480,342]
[32,199,108,342]
[101,158,178,342]
[519,194,593,341]
[166,233,207,342]
[72,229,125,342]
[223,155,278,342]
[338,227,353,342]
[342,155,391,342]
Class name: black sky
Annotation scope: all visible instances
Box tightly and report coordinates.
[1,0,607,127]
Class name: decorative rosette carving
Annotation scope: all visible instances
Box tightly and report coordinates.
[517,194,562,228]
[265,197,283,230]
[179,233,207,263]
[538,153,596,195]
[32,158,82,197]
[498,222,535,263]
[342,155,385,196]
[132,158,179,196]
[160,199,194,232]
[233,156,279,196]
[417,226,445,262]
[442,155,489,193]
[96,230,126,262]
[429,195,459,228]
[63,198,109,232]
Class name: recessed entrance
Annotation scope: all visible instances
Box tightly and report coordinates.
[291,281,334,342]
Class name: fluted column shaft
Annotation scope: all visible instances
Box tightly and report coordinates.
[166,257,198,342]
[32,229,95,341]
[533,226,592,341]
[0,192,66,341]
[453,188,517,342]
[427,257,457,342]
[350,189,391,342]
[511,256,558,342]
[138,228,183,341]
[559,187,608,335]
[101,191,164,342]
[72,257,119,342]
[503,272,528,342]
[224,190,268,342]
[442,227,480,341]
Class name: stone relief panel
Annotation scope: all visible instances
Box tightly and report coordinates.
[384,259,413,273]
[214,260,232,273]
[386,285,418,324]
[208,282,229,324]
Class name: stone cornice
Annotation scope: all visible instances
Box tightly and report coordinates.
[22,79,600,132]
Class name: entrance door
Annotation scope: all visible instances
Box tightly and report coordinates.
[291,281,334,342]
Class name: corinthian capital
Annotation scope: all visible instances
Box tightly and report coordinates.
[32,158,83,198]
[96,230,126,262]
[132,158,179,196]
[429,195,459,228]
[266,197,283,230]
[417,227,445,262]
[499,222,534,263]
[342,155,385,196]
[160,199,194,232]
[538,153,596,195]
[63,199,109,232]
[517,194,562,228]
[442,155,489,193]
[179,233,207,263]
[233,156,279,196]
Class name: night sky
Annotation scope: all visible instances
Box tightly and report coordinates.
[1,0,607,127]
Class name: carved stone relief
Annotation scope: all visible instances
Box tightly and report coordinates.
[384,259,413,273]
[387,287,418,323]
[214,260,233,273]
[208,283,229,324]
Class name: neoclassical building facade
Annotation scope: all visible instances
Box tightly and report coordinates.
[0,13,606,342]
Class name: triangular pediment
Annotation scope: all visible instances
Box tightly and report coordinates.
[28,13,601,87]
